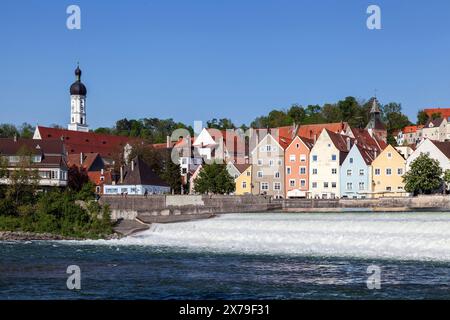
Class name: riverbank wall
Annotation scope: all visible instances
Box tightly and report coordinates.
[100,194,450,222]
[99,194,450,235]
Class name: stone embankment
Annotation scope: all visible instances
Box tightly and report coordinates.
[100,194,450,235]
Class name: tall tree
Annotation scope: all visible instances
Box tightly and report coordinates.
[194,163,235,194]
[417,110,429,125]
[403,154,443,195]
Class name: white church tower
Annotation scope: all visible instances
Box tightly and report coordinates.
[68,65,89,132]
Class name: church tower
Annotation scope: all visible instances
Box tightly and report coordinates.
[366,97,387,143]
[68,65,89,132]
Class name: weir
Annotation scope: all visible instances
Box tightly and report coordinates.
[83,212,450,262]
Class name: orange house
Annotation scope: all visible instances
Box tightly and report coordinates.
[284,136,314,198]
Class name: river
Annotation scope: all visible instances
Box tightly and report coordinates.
[1,212,450,299]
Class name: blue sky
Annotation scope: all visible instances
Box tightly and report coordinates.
[1,0,450,129]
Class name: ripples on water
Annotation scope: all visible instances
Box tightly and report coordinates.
[1,212,450,299]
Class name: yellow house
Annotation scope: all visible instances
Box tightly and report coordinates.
[371,144,408,198]
[234,164,252,195]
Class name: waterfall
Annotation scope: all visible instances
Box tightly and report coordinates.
[73,212,450,262]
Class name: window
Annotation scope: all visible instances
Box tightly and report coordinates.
[247,171,251,176]
[347,169,352,176]
[242,181,247,189]
[289,155,296,162]
[289,179,296,187]
[269,160,274,167]
[349,157,354,164]
[332,168,337,175]
[300,154,306,162]
[346,182,353,190]
[375,168,381,176]
[312,182,317,188]
[274,171,280,178]
[266,145,272,152]
[324,182,329,188]
[296,143,300,149]
[398,168,403,175]
[386,168,392,175]
[277,159,282,166]
[386,186,392,191]
[359,182,365,190]
[286,167,291,175]
[398,186,404,190]
[299,167,306,175]
[274,182,281,190]
[387,152,392,158]
[312,155,318,162]
[359,169,364,176]
[332,182,336,188]
[300,180,306,188]
[331,154,337,161]
[257,171,263,178]
[261,182,269,190]
[257,159,263,166]
[312,168,318,175]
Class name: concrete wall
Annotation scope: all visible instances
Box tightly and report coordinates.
[100,194,281,221]
[100,194,450,222]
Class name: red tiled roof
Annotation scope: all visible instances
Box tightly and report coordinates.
[67,153,101,171]
[297,122,348,140]
[233,163,251,174]
[35,126,137,158]
[424,108,450,119]
[350,128,384,151]
[403,125,423,134]
[88,171,112,186]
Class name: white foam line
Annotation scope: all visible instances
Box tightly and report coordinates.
[62,212,450,262]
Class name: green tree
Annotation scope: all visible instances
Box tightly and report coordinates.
[321,103,343,123]
[444,169,450,193]
[0,124,19,138]
[194,163,235,194]
[431,112,442,120]
[207,118,236,130]
[287,104,306,124]
[417,110,429,125]
[67,165,90,192]
[160,152,182,194]
[403,154,443,195]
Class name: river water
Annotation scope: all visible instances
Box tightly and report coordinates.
[1,212,450,299]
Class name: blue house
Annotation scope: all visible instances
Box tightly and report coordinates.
[340,143,378,199]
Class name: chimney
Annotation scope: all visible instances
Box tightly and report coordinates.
[13,134,17,142]
[131,160,134,171]
[346,137,351,151]
[313,134,317,143]
[80,152,84,165]
[166,135,170,148]
[120,166,124,184]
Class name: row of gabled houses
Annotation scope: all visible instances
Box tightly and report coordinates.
[4,66,450,198]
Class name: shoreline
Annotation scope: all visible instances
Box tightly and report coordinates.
[0,231,121,241]
[3,208,450,241]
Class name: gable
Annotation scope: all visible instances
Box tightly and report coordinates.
[193,128,218,147]
[251,134,284,154]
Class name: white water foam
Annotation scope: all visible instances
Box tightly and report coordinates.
[70,212,450,262]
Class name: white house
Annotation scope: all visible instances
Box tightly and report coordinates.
[103,156,170,195]
[421,118,447,142]
[308,129,353,199]
[406,139,450,172]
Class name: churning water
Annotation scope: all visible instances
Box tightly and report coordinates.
[1,212,450,299]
